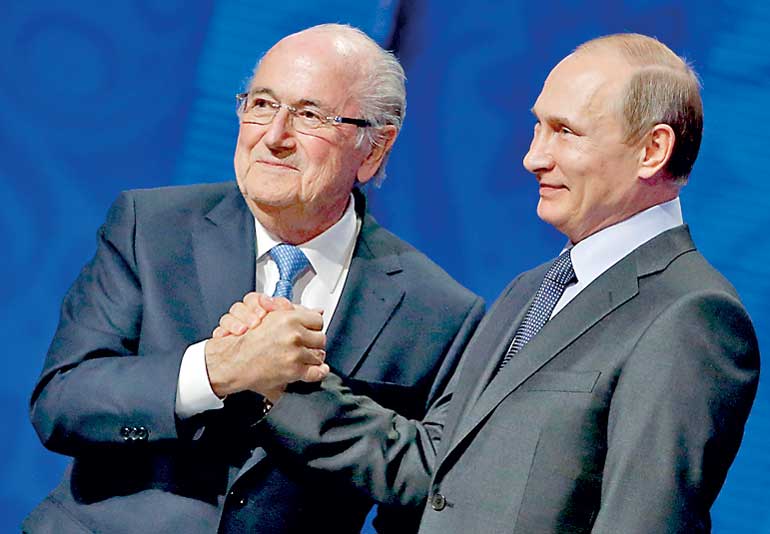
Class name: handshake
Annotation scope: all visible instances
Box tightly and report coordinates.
[204,293,329,403]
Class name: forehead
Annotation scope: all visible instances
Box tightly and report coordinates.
[250,33,360,107]
[533,51,632,124]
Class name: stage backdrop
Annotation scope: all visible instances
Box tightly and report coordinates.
[2,1,768,532]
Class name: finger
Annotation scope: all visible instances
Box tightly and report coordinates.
[229,301,261,329]
[301,349,326,365]
[243,292,268,318]
[219,314,248,336]
[298,348,326,365]
[272,296,294,311]
[212,326,232,338]
[257,293,278,311]
[293,308,325,330]
[298,330,326,352]
[300,363,330,383]
[258,294,293,312]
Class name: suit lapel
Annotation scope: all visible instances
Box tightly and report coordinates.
[443,257,638,463]
[437,225,696,473]
[325,212,404,376]
[191,187,256,332]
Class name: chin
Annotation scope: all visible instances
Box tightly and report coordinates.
[536,200,558,224]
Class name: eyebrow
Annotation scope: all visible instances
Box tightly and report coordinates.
[530,107,578,129]
[249,87,327,110]
[249,87,278,100]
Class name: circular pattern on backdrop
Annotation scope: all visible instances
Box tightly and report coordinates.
[13,13,115,125]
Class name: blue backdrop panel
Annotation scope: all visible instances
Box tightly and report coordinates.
[1,1,767,532]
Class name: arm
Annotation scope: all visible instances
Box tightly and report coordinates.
[592,291,760,533]
[30,193,327,456]
[30,192,181,456]
[257,297,485,508]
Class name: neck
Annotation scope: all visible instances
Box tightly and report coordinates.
[246,198,349,245]
[569,185,680,244]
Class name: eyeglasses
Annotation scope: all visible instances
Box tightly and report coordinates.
[235,93,371,133]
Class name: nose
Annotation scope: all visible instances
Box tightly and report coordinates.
[262,108,296,154]
[523,125,554,174]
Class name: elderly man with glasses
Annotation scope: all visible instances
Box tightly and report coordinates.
[24,23,484,534]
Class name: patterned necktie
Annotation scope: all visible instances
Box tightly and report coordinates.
[269,244,309,301]
[497,249,576,371]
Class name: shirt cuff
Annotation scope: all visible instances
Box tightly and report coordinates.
[175,339,225,419]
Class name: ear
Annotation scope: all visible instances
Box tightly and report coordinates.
[638,123,675,180]
[356,125,398,184]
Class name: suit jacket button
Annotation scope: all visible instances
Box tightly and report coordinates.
[136,426,149,440]
[120,426,132,441]
[431,493,447,511]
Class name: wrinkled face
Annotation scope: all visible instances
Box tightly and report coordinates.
[523,51,645,243]
[233,33,372,227]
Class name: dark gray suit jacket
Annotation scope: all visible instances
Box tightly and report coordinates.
[23,182,484,534]
[261,225,760,533]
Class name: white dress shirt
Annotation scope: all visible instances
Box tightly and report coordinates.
[552,197,684,318]
[175,195,360,418]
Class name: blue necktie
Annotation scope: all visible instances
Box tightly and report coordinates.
[269,244,309,301]
[497,249,577,371]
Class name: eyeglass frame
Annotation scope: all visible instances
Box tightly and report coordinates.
[235,92,371,130]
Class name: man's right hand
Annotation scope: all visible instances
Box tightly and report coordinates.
[212,292,291,338]
[205,306,328,402]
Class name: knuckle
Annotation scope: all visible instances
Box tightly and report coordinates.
[289,331,302,345]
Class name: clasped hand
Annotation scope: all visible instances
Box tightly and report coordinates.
[204,293,329,402]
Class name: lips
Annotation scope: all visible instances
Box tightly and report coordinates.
[254,159,299,171]
[539,182,565,190]
[538,181,567,197]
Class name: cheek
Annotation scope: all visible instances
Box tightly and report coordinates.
[302,141,344,180]
[234,131,257,171]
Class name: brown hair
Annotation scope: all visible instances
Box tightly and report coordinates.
[577,34,703,184]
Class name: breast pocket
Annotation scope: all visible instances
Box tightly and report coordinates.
[519,371,601,393]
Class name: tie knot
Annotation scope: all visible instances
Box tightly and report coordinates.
[270,244,309,285]
[545,249,576,286]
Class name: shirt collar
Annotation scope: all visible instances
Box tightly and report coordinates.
[566,197,684,287]
[254,193,359,292]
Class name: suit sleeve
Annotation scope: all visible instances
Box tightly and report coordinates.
[30,192,188,457]
[592,291,760,533]
[260,297,484,509]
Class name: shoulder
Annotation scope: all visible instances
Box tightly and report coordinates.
[118,181,239,214]
[623,242,758,374]
[641,246,742,309]
[103,181,241,228]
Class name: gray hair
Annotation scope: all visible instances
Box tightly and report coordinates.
[576,33,703,185]
[251,23,406,185]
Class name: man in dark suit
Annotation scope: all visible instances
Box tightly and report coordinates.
[246,33,760,533]
[23,24,484,533]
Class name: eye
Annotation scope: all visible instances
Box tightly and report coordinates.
[294,107,326,128]
[297,108,323,121]
[252,98,274,109]
[559,125,575,136]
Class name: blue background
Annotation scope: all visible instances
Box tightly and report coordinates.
[2,1,768,532]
